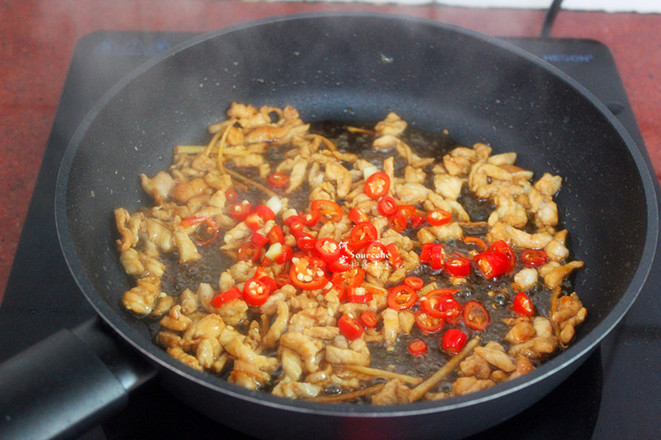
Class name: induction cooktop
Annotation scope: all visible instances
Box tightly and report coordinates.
[1,30,660,439]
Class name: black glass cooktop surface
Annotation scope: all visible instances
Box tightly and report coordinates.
[1,30,660,439]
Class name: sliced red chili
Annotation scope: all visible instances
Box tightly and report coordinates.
[267,224,285,244]
[180,216,220,246]
[274,244,293,265]
[258,276,278,294]
[427,209,452,227]
[388,212,408,232]
[245,204,276,231]
[431,246,444,271]
[348,207,370,224]
[253,266,268,280]
[251,231,269,248]
[410,213,425,229]
[249,207,273,228]
[442,329,468,355]
[387,285,418,310]
[290,255,328,290]
[408,340,428,357]
[228,200,252,221]
[237,242,262,262]
[324,282,346,302]
[488,240,516,272]
[513,292,535,316]
[396,204,417,220]
[267,172,290,189]
[419,243,435,263]
[360,311,378,328]
[315,237,341,263]
[464,301,490,331]
[444,254,471,277]
[474,250,511,279]
[364,172,390,199]
[243,278,270,307]
[296,232,317,251]
[326,252,354,273]
[385,243,403,269]
[254,204,276,221]
[377,196,398,217]
[403,276,424,291]
[284,214,305,236]
[422,290,461,323]
[338,240,356,259]
[520,248,548,267]
[364,241,387,261]
[347,286,373,304]
[348,222,378,251]
[338,314,363,340]
[311,199,343,223]
[333,266,365,288]
[420,243,444,270]
[415,310,445,334]
[301,209,321,227]
[209,286,242,308]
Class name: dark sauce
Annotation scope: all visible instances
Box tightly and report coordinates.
[161,246,235,295]
[311,120,461,175]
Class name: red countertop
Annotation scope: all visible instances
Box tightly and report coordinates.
[1,1,659,299]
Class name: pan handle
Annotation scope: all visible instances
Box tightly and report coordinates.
[0,317,157,440]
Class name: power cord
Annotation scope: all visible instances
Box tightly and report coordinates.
[541,0,564,37]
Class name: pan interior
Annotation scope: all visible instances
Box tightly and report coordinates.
[57,13,656,412]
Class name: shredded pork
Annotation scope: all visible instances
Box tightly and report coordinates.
[115,103,586,404]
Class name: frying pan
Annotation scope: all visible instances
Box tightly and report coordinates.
[0,12,658,440]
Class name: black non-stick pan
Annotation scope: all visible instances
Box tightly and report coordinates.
[1,12,658,440]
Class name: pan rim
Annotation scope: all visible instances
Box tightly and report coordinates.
[54,10,659,418]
